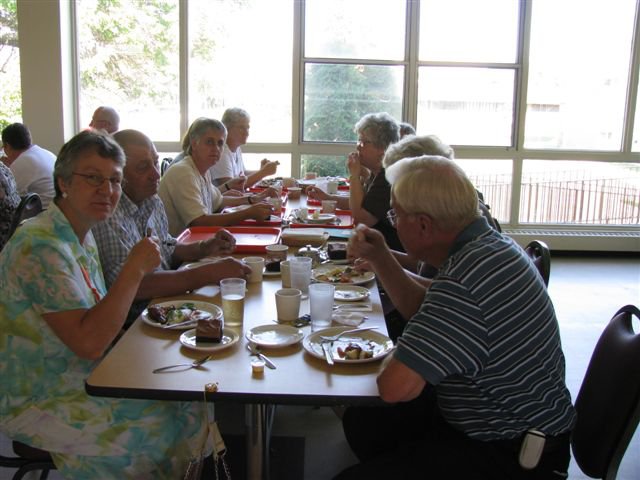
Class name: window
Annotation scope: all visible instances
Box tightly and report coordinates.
[187,0,292,144]
[456,160,512,223]
[303,0,406,144]
[520,161,640,224]
[525,0,636,150]
[76,0,180,140]
[417,67,515,146]
[58,0,639,239]
[0,0,22,129]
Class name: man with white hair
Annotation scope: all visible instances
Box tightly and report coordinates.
[89,106,120,134]
[338,155,576,479]
[211,107,279,191]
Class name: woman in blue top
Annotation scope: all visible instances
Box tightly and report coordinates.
[0,130,208,479]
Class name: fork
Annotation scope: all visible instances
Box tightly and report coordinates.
[319,326,378,343]
[152,354,212,373]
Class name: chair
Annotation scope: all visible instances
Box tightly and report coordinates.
[9,193,42,238]
[161,157,173,176]
[524,239,551,286]
[571,305,640,479]
[0,440,56,479]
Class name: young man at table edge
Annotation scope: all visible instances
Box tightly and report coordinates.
[338,155,576,479]
[92,129,251,323]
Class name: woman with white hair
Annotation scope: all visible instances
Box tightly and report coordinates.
[308,112,403,250]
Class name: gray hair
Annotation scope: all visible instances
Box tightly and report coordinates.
[386,155,480,231]
[354,112,399,150]
[383,134,454,168]
[54,130,125,199]
[398,122,416,137]
[221,108,250,128]
[184,118,227,156]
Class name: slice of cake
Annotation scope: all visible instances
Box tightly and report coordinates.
[195,317,223,343]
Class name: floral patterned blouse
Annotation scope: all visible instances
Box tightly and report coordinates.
[0,204,207,479]
[0,162,20,251]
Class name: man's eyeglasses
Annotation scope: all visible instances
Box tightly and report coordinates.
[386,209,398,227]
[72,172,122,188]
[357,139,374,148]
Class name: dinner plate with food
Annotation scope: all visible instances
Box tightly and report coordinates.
[142,301,223,330]
[312,265,375,285]
[303,327,394,364]
[246,324,304,348]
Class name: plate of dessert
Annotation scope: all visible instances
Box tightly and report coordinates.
[142,301,223,330]
[303,327,394,364]
[179,317,240,352]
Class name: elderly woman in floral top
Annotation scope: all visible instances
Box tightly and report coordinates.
[0,130,208,479]
[0,161,20,250]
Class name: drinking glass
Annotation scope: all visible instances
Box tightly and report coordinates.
[220,278,246,330]
[289,256,313,297]
[309,283,335,331]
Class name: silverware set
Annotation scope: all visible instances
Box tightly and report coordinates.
[153,354,212,373]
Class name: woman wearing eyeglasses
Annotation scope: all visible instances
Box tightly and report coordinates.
[0,130,208,478]
[307,112,403,251]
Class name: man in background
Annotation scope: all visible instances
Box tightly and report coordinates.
[1,122,56,208]
[211,107,279,191]
[89,106,120,134]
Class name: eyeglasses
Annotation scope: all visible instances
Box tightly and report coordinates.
[357,139,374,148]
[386,209,398,227]
[72,172,122,188]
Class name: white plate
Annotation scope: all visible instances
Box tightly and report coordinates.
[312,265,375,285]
[303,327,394,364]
[246,324,304,348]
[179,328,240,352]
[334,285,370,302]
[142,301,223,330]
[303,213,337,224]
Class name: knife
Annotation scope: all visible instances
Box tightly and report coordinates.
[322,342,334,365]
[257,352,277,370]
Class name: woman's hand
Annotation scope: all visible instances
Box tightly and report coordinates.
[347,152,362,178]
[257,186,280,199]
[201,229,236,256]
[306,186,329,201]
[127,237,161,275]
[259,159,279,177]
[225,176,247,192]
[245,203,273,221]
[200,257,252,283]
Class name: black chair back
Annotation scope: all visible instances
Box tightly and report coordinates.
[9,193,42,238]
[524,239,551,286]
[571,305,640,479]
[161,157,173,176]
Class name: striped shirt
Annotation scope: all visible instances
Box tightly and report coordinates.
[395,217,576,440]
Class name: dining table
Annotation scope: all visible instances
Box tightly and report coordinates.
[85,186,391,480]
